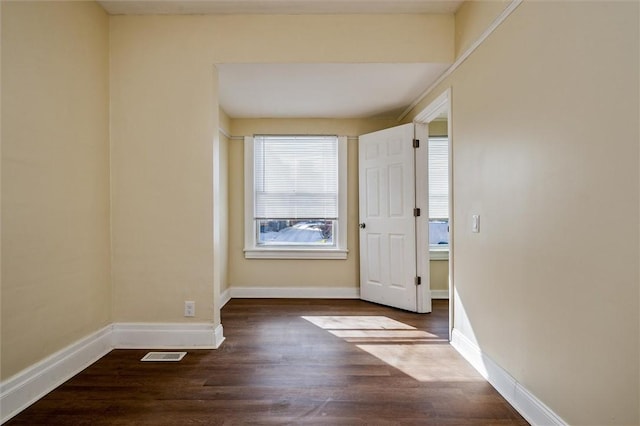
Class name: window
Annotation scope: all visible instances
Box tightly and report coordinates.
[428,136,449,260]
[244,135,348,259]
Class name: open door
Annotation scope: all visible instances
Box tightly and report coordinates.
[358,123,430,313]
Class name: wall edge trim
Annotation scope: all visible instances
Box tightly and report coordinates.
[0,325,113,424]
[450,329,567,426]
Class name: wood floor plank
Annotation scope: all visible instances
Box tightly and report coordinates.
[6,299,528,425]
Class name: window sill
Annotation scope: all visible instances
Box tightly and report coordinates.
[244,248,349,260]
[430,248,449,261]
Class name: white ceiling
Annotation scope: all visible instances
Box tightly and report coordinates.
[218,63,449,119]
[98,0,460,119]
[98,0,463,15]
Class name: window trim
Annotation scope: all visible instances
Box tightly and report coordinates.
[430,247,449,261]
[243,135,348,260]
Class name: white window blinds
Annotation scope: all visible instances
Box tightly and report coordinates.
[254,135,339,220]
[428,137,449,219]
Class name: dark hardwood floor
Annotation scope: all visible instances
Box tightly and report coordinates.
[7,299,528,425]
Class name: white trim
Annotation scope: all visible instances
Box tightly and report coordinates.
[398,0,523,121]
[430,290,449,299]
[229,286,359,299]
[451,329,567,426]
[112,323,223,350]
[414,89,450,124]
[218,126,232,140]
[213,324,225,348]
[244,248,348,260]
[414,123,431,314]
[430,249,449,260]
[244,135,256,252]
[0,326,113,424]
[220,287,232,308]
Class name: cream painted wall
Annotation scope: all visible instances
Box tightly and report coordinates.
[429,260,448,292]
[454,0,510,59]
[110,18,218,324]
[1,1,110,379]
[428,120,448,137]
[228,118,396,289]
[112,14,454,64]
[108,13,452,323]
[407,2,639,424]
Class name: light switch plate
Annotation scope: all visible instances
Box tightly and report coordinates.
[472,214,480,233]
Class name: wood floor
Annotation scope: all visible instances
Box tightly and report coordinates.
[7,299,528,425]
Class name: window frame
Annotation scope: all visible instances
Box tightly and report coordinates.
[243,135,348,259]
[428,136,450,261]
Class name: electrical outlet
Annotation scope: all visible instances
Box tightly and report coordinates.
[184,301,195,317]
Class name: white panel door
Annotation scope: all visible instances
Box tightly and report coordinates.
[358,123,419,312]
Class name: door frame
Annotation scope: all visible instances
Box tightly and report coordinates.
[413,88,453,340]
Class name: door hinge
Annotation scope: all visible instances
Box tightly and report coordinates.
[415,276,422,286]
[413,139,420,148]
[413,208,421,217]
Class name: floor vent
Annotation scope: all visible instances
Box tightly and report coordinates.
[140,352,187,362]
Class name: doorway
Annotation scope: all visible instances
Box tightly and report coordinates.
[357,88,452,324]
[413,88,453,339]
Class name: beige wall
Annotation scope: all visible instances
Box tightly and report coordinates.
[408,2,639,424]
[110,18,218,323]
[1,1,110,379]
[454,0,510,59]
[108,13,453,323]
[429,259,448,292]
[228,118,395,289]
[112,14,454,64]
[428,120,448,137]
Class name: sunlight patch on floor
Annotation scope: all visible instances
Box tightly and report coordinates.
[302,316,416,330]
[356,344,485,382]
[302,315,483,383]
[328,329,442,343]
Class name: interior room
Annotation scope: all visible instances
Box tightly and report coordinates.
[1,0,638,425]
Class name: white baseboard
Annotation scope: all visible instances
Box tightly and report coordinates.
[450,329,567,426]
[229,286,360,299]
[0,325,113,424]
[0,322,226,424]
[220,288,231,308]
[213,324,225,348]
[431,290,449,299]
[112,323,222,349]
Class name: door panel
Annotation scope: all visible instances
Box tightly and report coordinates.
[358,123,418,312]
